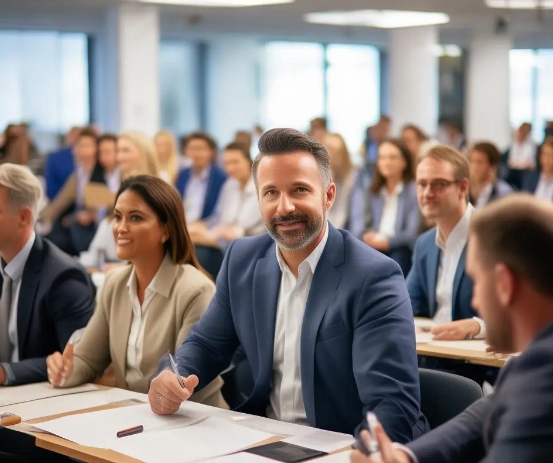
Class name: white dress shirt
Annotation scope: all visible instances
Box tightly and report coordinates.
[377,182,403,239]
[508,139,536,168]
[124,255,169,385]
[267,225,329,424]
[328,173,355,230]
[535,174,553,201]
[475,183,493,209]
[0,233,36,381]
[184,166,211,222]
[79,218,119,268]
[433,204,485,338]
[208,176,264,239]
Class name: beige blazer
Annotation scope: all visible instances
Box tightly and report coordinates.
[64,256,227,409]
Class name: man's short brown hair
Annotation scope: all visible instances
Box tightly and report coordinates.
[418,144,469,182]
[470,193,553,297]
[471,142,501,167]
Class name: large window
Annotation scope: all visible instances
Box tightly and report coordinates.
[0,31,89,140]
[159,40,201,137]
[510,49,553,140]
[260,41,380,155]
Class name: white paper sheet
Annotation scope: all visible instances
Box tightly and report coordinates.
[428,340,490,352]
[0,382,99,406]
[202,453,274,462]
[0,389,146,422]
[414,318,436,331]
[33,403,210,448]
[416,332,435,344]
[109,417,274,463]
[232,415,313,437]
[311,451,352,463]
[282,429,354,453]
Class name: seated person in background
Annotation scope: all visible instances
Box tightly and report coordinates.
[176,132,227,223]
[323,133,356,230]
[41,128,105,255]
[522,137,553,201]
[44,126,81,201]
[0,164,94,386]
[407,145,488,383]
[95,133,121,222]
[360,139,420,276]
[501,122,538,190]
[468,142,512,209]
[154,130,180,184]
[148,128,428,442]
[189,142,264,278]
[401,124,437,162]
[351,194,553,463]
[47,176,226,407]
[79,131,159,269]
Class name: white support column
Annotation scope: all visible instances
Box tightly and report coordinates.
[388,26,439,137]
[465,32,512,149]
[95,4,160,136]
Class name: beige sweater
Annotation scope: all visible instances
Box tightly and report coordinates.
[64,257,227,409]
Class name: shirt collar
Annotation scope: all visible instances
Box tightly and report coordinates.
[276,222,329,275]
[1,233,36,281]
[435,203,473,251]
[380,181,404,197]
[127,253,174,298]
[193,165,211,181]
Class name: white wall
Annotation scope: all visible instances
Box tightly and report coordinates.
[465,32,512,149]
[205,38,261,146]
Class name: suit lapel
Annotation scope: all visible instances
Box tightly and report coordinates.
[426,232,441,317]
[17,238,42,353]
[395,190,406,234]
[300,226,343,426]
[451,246,467,320]
[252,247,281,390]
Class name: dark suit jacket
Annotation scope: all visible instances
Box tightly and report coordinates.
[407,320,553,462]
[364,181,421,250]
[0,236,95,385]
[175,165,227,220]
[406,228,476,321]
[172,224,428,442]
[45,146,75,200]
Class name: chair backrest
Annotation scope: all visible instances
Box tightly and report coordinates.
[419,368,484,429]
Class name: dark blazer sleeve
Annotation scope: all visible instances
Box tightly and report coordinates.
[355,257,424,443]
[173,241,240,390]
[5,269,95,385]
[406,239,429,317]
[407,397,490,463]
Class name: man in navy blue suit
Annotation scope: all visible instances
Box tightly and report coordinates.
[351,194,553,463]
[149,128,428,443]
[0,163,94,386]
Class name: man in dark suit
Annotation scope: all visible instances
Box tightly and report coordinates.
[0,163,95,386]
[148,128,428,443]
[351,193,553,463]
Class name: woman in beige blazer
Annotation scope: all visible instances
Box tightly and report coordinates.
[46,175,227,409]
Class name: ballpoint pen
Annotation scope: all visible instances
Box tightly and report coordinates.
[169,353,185,389]
[116,425,143,438]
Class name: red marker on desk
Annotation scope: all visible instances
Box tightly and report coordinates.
[116,425,144,438]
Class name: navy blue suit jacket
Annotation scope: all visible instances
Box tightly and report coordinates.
[0,236,95,385]
[407,320,553,462]
[364,181,421,250]
[44,146,75,200]
[406,228,476,320]
[173,224,427,442]
[175,165,227,220]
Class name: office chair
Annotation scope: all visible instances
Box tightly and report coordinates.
[419,368,484,429]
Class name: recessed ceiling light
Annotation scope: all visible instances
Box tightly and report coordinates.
[304,10,450,29]
[485,0,553,8]
[136,0,293,7]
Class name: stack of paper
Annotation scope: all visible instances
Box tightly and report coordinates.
[0,383,99,407]
[282,429,354,453]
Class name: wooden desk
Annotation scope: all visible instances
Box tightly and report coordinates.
[416,341,511,368]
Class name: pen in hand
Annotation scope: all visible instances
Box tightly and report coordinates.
[169,353,185,389]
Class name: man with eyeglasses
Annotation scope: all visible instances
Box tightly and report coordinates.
[406,145,487,383]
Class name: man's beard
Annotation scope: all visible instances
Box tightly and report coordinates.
[266,211,325,251]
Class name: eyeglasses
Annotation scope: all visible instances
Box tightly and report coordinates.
[416,179,459,192]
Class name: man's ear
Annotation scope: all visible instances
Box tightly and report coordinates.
[495,263,515,309]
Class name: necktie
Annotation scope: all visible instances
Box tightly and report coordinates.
[0,275,13,363]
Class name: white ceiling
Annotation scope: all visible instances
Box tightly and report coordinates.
[1,0,553,47]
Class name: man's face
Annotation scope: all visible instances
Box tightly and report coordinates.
[256,152,334,250]
[0,187,24,253]
[185,138,213,171]
[469,150,493,184]
[467,234,514,353]
[416,157,467,221]
[74,135,97,165]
